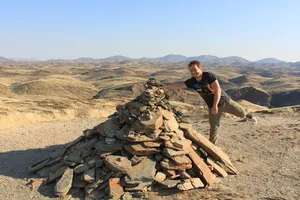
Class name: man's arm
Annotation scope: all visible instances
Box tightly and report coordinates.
[163,82,187,90]
[211,80,222,114]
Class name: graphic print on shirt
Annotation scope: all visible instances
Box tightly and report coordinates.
[193,83,215,95]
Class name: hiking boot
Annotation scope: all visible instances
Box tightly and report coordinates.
[240,113,258,124]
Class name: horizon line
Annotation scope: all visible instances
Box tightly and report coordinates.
[2,54,297,63]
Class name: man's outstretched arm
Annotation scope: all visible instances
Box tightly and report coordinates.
[163,82,187,90]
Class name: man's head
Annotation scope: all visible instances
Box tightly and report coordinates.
[188,60,203,79]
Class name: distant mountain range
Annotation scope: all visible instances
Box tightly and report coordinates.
[9,57,40,61]
[0,56,12,62]
[0,54,295,64]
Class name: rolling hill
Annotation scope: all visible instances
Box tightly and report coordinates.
[256,58,285,64]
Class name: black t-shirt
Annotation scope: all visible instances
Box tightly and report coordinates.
[184,72,230,108]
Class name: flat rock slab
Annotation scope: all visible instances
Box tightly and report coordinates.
[105,155,132,174]
[82,168,95,182]
[177,178,204,191]
[72,174,88,188]
[124,181,152,191]
[65,136,84,149]
[170,137,192,149]
[142,141,162,148]
[124,143,160,155]
[164,117,179,132]
[84,171,111,195]
[96,119,120,137]
[95,141,125,153]
[187,147,216,186]
[145,129,163,139]
[133,110,163,131]
[46,157,63,167]
[160,159,192,171]
[36,161,64,177]
[65,150,83,164]
[164,141,184,151]
[87,158,104,168]
[160,109,175,120]
[85,138,98,149]
[55,168,73,197]
[129,157,156,182]
[154,172,166,183]
[120,132,158,142]
[171,155,192,165]
[119,157,157,191]
[26,178,46,189]
[29,158,50,172]
[48,166,69,183]
[74,163,90,174]
[108,178,124,200]
[123,175,141,186]
[206,157,228,178]
[161,179,181,188]
[162,148,187,157]
[177,181,194,191]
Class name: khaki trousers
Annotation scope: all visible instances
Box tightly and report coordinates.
[209,99,246,144]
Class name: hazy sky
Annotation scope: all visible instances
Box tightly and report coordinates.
[0,0,299,61]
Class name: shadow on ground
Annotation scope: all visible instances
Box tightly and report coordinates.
[0,144,66,198]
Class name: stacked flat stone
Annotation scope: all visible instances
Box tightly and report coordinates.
[29,78,237,200]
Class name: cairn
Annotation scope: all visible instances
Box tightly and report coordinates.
[29,78,237,199]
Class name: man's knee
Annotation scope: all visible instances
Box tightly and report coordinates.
[227,99,247,118]
[236,110,247,118]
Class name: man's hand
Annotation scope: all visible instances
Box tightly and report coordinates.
[211,106,218,115]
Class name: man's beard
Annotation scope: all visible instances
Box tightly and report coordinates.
[193,73,201,78]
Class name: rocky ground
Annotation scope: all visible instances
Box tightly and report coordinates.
[0,108,299,200]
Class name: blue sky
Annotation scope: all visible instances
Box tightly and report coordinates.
[0,0,299,61]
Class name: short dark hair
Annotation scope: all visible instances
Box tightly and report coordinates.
[188,60,202,68]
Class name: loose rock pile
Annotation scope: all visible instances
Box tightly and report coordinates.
[29,78,237,199]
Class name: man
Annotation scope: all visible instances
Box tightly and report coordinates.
[162,60,257,144]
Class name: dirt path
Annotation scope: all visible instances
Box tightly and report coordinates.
[0,112,299,200]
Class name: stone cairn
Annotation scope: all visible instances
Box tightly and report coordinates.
[29,78,237,199]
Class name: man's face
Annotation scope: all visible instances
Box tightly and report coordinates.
[189,64,203,79]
